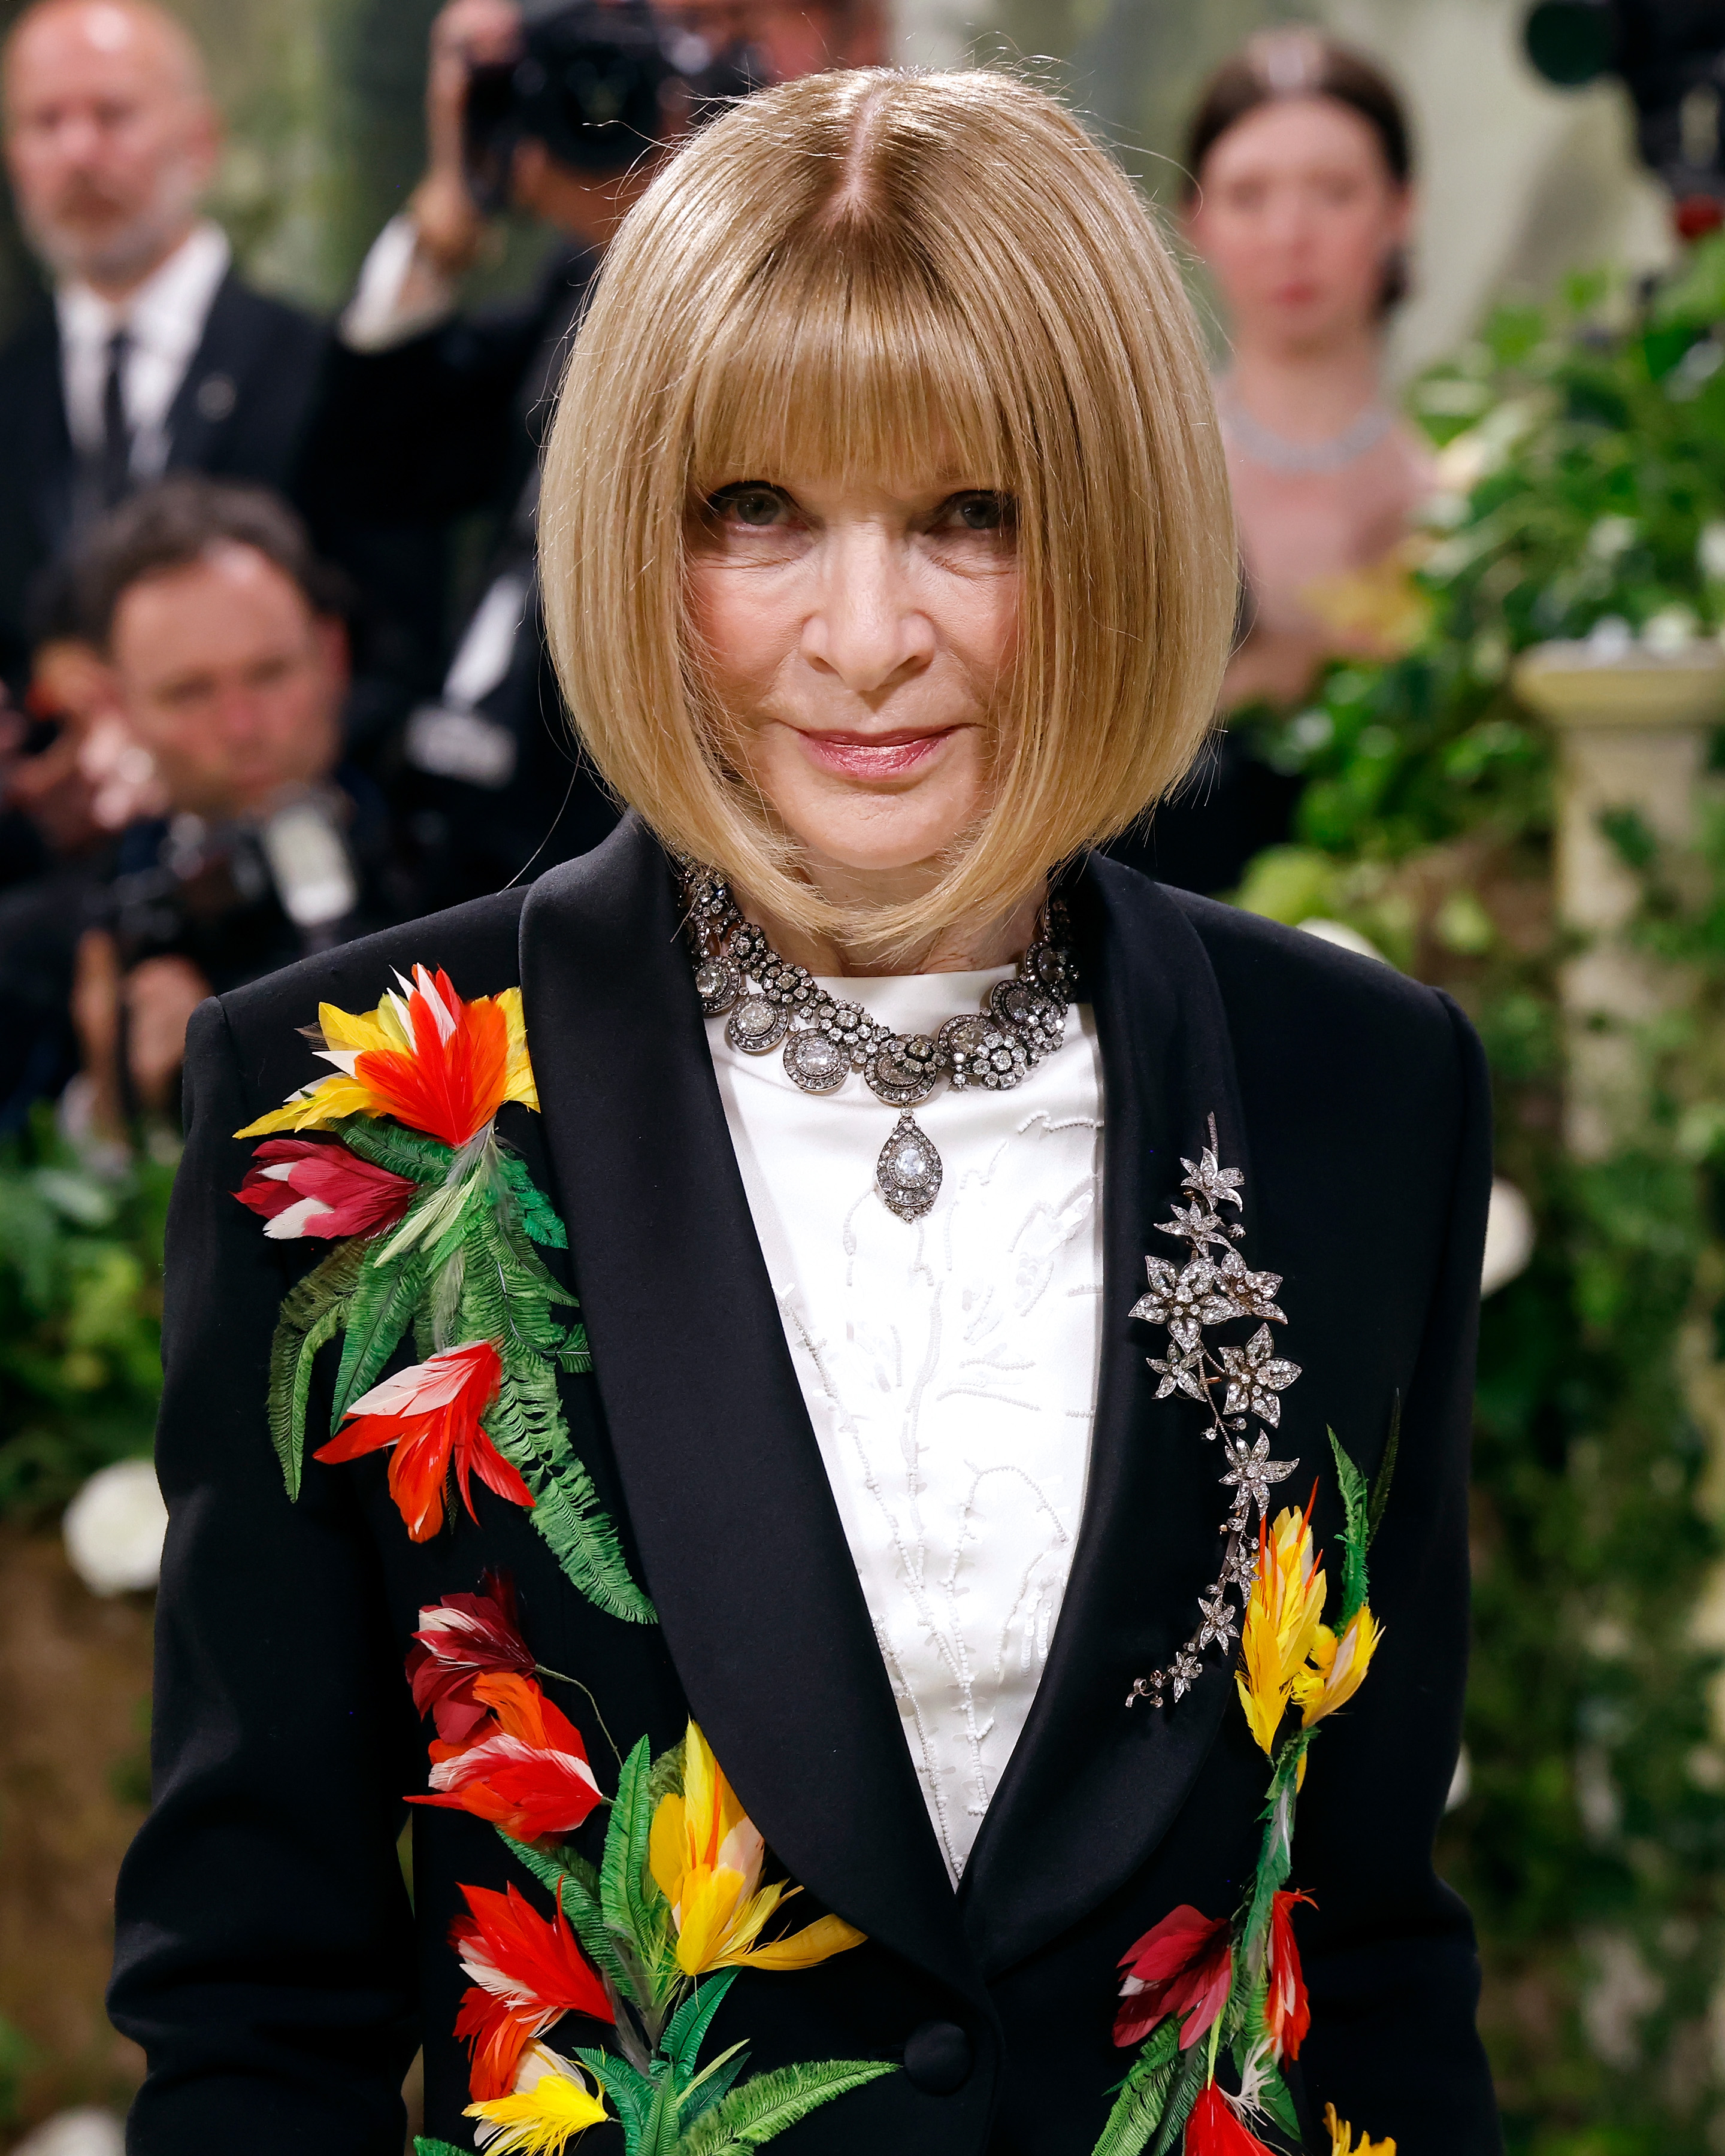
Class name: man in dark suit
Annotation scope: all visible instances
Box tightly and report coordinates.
[0,0,325,695]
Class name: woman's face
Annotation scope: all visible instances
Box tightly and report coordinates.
[684,467,1019,885]
[1187,95,1411,356]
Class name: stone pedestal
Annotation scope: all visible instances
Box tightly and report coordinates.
[1512,643,1723,1158]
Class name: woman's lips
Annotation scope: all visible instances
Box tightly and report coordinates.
[795,728,953,779]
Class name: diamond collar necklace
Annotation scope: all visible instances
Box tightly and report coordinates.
[679,863,1078,1222]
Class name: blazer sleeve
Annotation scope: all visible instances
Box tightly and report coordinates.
[1290,989,1502,2151]
[108,997,421,2155]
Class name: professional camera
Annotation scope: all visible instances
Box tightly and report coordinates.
[1525,0,1725,222]
[463,0,759,207]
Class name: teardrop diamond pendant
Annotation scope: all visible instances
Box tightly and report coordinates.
[875,1111,943,1221]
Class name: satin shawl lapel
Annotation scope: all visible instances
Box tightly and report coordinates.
[519,817,985,2012]
[958,858,1260,1978]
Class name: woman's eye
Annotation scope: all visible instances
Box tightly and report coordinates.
[939,491,1016,536]
[711,485,789,528]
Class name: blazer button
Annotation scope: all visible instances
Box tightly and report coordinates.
[903,2019,972,2094]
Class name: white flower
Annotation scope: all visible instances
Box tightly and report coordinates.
[12,2110,125,2156]
[1481,1177,1536,1298]
[1587,515,1638,562]
[63,1458,167,1595]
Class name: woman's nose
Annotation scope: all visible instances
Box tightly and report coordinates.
[799,526,935,695]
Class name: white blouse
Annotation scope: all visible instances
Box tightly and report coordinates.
[706,968,1105,1879]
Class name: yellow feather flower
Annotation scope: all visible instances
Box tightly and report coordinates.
[235,970,538,1139]
[1324,2102,1396,2154]
[1236,1505,1327,1755]
[467,2046,608,2155]
[649,1721,866,1976]
[1294,1606,1383,1729]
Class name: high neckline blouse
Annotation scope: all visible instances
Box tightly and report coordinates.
[705,967,1105,1880]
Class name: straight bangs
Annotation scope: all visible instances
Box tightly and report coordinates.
[540,67,1237,962]
[685,249,1004,502]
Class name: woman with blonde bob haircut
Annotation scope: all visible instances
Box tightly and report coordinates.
[114,67,1499,2156]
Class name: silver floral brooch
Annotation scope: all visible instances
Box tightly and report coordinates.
[1125,1119,1300,1710]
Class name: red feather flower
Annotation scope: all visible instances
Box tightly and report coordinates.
[1186,2083,1278,2155]
[1266,1888,1316,2063]
[235,1137,417,1240]
[411,1672,603,1843]
[314,1341,532,1542]
[451,1879,614,2100]
[353,965,512,1149]
[407,1574,538,1745]
[1113,1904,1233,2050]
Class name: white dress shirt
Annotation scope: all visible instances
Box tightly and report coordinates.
[56,220,231,480]
[707,967,1105,1880]
[340,213,458,353]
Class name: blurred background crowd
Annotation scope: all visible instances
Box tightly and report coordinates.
[4,0,1725,2151]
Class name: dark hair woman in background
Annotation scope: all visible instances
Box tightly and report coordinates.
[1124,29,1433,894]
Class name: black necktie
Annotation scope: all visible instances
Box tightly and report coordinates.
[98,326,132,508]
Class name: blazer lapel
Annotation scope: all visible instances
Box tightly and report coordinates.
[958,859,1267,1978]
[519,816,986,2013]
[163,274,250,468]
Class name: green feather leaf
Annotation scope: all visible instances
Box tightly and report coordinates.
[482,1364,654,1624]
[413,2139,470,2156]
[1090,2048,1176,2156]
[337,1118,452,1184]
[498,1830,633,1997]
[500,1148,570,1247]
[1329,1428,1371,1627]
[601,1739,661,1962]
[331,1246,425,1422]
[677,2060,898,2153]
[1148,2045,1207,2156]
[679,2046,749,2127]
[264,1236,367,1497]
[664,1970,738,2081]
[576,2048,657,2148]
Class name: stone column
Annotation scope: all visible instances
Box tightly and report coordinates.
[1513,643,1723,1158]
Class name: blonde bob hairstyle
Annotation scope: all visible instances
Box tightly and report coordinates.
[540,66,1236,957]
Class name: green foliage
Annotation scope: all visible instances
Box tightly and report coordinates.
[1329,1430,1371,1628]
[0,1112,172,1520]
[501,1728,894,2155]
[1232,247,1725,2151]
[1092,2024,1178,2156]
[255,1121,649,1623]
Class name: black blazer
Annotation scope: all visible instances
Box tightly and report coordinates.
[0,270,327,688]
[109,814,1502,2154]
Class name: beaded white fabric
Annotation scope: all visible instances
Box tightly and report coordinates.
[706,965,1105,1880]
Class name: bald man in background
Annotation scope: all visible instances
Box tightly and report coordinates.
[0,0,325,692]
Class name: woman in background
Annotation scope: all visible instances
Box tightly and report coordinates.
[1127,30,1432,891]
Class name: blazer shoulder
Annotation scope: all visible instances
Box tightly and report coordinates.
[0,304,57,380]
[1166,883,1466,1055]
[216,887,528,1106]
[1144,876,1486,1158]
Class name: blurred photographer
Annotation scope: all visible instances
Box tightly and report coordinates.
[299,0,884,912]
[0,476,414,1142]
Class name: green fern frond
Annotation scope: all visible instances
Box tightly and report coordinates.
[601,1739,662,1960]
[1091,2052,1175,2156]
[336,1118,452,1183]
[265,1236,367,1497]
[1148,2045,1207,2156]
[679,2046,748,2128]
[677,2060,897,2152]
[498,1830,633,1996]
[575,2047,658,2145]
[664,1972,737,2081]
[412,2139,469,2156]
[331,1246,425,1422]
[499,1148,568,1247]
